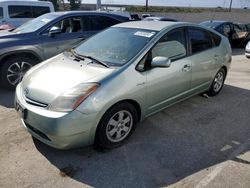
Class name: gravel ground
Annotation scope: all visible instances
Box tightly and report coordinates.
[0,49,249,188]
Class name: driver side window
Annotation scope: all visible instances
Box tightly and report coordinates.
[152,28,187,61]
[136,28,187,72]
[46,16,83,34]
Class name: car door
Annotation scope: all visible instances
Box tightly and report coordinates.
[142,27,192,115]
[231,24,248,47]
[40,16,93,60]
[187,27,219,92]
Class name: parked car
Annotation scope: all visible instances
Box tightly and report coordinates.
[245,41,250,58]
[144,16,178,22]
[0,0,54,29]
[142,14,154,18]
[238,23,250,32]
[0,11,129,89]
[130,13,141,20]
[15,21,232,150]
[200,20,250,47]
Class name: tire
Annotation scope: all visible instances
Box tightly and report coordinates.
[206,68,226,97]
[0,56,38,90]
[95,102,138,150]
[246,55,250,59]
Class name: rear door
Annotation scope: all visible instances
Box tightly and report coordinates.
[187,27,219,91]
[231,24,248,47]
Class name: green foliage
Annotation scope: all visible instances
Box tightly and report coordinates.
[40,0,59,11]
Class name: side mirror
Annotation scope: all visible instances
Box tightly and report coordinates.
[49,26,62,37]
[151,56,171,68]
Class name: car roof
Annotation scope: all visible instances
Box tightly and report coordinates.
[113,21,183,31]
[0,0,52,4]
[201,20,229,24]
[49,11,126,16]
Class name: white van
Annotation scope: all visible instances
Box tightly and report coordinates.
[0,0,54,29]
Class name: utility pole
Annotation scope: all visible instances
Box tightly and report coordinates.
[97,0,101,10]
[229,0,233,12]
[146,0,148,12]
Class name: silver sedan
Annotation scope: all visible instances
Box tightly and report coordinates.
[15,21,232,149]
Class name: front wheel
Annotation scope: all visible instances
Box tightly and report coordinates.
[206,68,226,96]
[95,102,138,150]
[0,56,38,90]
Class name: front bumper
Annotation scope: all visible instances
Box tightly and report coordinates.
[15,84,99,149]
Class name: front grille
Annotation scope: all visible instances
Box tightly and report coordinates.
[25,122,51,141]
[25,97,48,108]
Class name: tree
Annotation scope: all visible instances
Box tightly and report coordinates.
[40,0,59,11]
[68,0,81,10]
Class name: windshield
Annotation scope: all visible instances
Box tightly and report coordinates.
[75,27,157,66]
[200,21,222,29]
[13,13,60,33]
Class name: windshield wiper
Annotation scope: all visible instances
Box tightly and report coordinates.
[70,49,85,61]
[84,55,109,68]
[70,49,109,68]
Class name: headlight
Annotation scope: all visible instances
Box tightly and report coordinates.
[48,83,99,112]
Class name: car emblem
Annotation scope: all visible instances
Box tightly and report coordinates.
[24,88,29,96]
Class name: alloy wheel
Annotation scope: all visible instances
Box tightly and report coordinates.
[7,61,32,86]
[106,110,133,143]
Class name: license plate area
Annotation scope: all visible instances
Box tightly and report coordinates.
[16,102,27,120]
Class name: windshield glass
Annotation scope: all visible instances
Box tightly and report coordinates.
[0,7,3,19]
[200,21,222,29]
[13,13,60,33]
[75,27,157,66]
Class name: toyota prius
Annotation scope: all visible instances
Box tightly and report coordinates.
[15,21,231,149]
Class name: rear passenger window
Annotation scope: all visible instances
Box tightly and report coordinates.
[0,7,3,19]
[152,28,187,61]
[188,28,213,54]
[32,6,50,18]
[8,5,49,18]
[8,5,32,18]
[84,16,120,31]
[211,32,221,46]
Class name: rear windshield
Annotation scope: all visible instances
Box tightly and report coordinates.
[200,21,222,29]
[0,7,3,19]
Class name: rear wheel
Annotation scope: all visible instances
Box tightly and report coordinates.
[0,56,38,90]
[206,68,226,96]
[95,102,138,150]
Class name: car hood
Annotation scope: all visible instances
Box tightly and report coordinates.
[0,30,23,38]
[21,53,116,104]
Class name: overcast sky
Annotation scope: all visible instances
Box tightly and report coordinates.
[82,0,250,8]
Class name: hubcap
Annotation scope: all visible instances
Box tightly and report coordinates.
[7,62,32,86]
[106,110,133,142]
[213,72,224,92]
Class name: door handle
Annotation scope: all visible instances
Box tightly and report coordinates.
[182,64,191,72]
